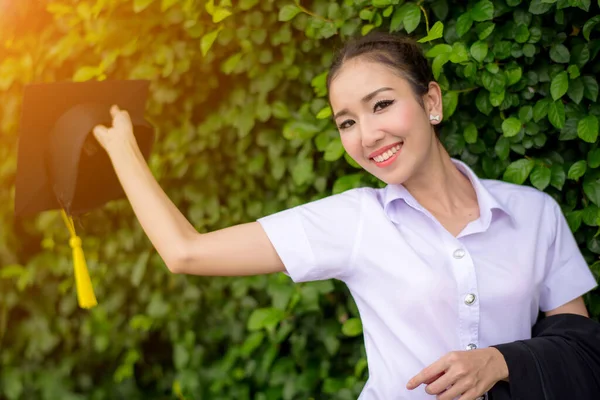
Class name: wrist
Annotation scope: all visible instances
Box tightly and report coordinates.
[488,347,509,382]
[106,140,143,164]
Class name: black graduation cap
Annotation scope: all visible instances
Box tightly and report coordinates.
[13,79,156,308]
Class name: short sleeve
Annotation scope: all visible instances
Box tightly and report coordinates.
[257,188,364,283]
[539,196,598,311]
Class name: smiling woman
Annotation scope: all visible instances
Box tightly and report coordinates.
[90,31,597,400]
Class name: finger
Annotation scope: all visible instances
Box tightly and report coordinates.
[423,371,444,385]
[424,371,455,395]
[437,378,472,400]
[407,359,448,390]
[110,104,121,118]
[93,124,109,137]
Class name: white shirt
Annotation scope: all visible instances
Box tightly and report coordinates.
[257,159,598,399]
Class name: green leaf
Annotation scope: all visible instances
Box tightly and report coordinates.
[212,7,232,23]
[450,43,469,63]
[444,133,466,155]
[548,100,566,129]
[477,22,495,39]
[291,157,314,185]
[589,148,600,168]
[426,44,453,58]
[505,65,522,86]
[464,123,478,143]
[1,369,23,400]
[316,106,332,119]
[550,71,569,100]
[342,318,363,337]
[519,106,533,122]
[283,120,321,140]
[333,173,362,194]
[503,158,535,184]
[324,138,346,161]
[583,15,600,41]
[476,89,493,115]
[578,115,599,143]
[583,76,599,102]
[495,136,511,160]
[489,91,504,107]
[442,90,459,119]
[568,160,587,180]
[470,41,488,62]
[431,0,449,20]
[418,21,444,42]
[550,44,570,63]
[530,164,551,190]
[471,0,494,21]
[583,171,600,206]
[550,164,566,190]
[566,210,583,232]
[482,70,506,93]
[502,117,523,137]
[560,118,579,141]
[515,24,530,43]
[456,13,474,37]
[568,65,580,80]
[278,4,302,21]
[523,43,536,57]
[403,3,421,33]
[568,77,584,104]
[201,27,222,56]
[533,98,551,122]
[248,308,286,331]
[529,0,554,14]
[72,66,101,82]
[390,5,409,31]
[432,53,450,79]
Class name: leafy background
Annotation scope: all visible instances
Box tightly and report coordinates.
[1,0,599,399]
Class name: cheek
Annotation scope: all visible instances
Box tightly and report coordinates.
[379,102,424,134]
[340,133,360,156]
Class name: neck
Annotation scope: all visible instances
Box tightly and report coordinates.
[403,139,478,215]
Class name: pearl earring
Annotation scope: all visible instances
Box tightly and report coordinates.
[429,115,440,121]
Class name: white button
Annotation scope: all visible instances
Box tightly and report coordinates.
[464,293,476,305]
[466,343,477,350]
[453,249,465,259]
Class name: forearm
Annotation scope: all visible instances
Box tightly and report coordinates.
[108,141,196,268]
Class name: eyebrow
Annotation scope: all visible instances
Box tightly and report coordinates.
[333,87,394,120]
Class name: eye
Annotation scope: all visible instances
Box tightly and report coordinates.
[373,99,394,112]
[338,119,355,130]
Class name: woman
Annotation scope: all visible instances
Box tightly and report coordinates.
[92,32,597,400]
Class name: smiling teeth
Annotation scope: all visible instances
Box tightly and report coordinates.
[373,144,402,162]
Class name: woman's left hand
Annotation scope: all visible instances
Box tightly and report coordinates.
[406,347,509,400]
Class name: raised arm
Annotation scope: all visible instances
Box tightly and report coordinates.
[93,105,285,276]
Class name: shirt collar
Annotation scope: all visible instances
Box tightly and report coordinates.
[382,158,514,228]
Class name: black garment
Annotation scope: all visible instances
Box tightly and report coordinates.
[488,313,600,400]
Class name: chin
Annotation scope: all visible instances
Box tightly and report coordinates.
[368,166,411,186]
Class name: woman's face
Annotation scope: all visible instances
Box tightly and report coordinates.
[329,57,443,186]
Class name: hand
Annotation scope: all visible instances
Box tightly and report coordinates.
[92,105,137,155]
[406,348,508,400]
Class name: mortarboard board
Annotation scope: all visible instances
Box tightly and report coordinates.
[14,79,156,308]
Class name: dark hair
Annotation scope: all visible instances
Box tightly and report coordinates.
[327,31,434,108]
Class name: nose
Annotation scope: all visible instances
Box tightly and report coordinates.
[360,121,386,149]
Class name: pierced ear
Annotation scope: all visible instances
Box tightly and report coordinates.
[425,82,443,124]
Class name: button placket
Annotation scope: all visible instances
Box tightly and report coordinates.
[448,242,481,352]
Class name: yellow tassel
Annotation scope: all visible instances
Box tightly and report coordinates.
[60,209,98,309]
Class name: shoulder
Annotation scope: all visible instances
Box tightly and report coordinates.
[482,178,564,234]
[482,178,557,210]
